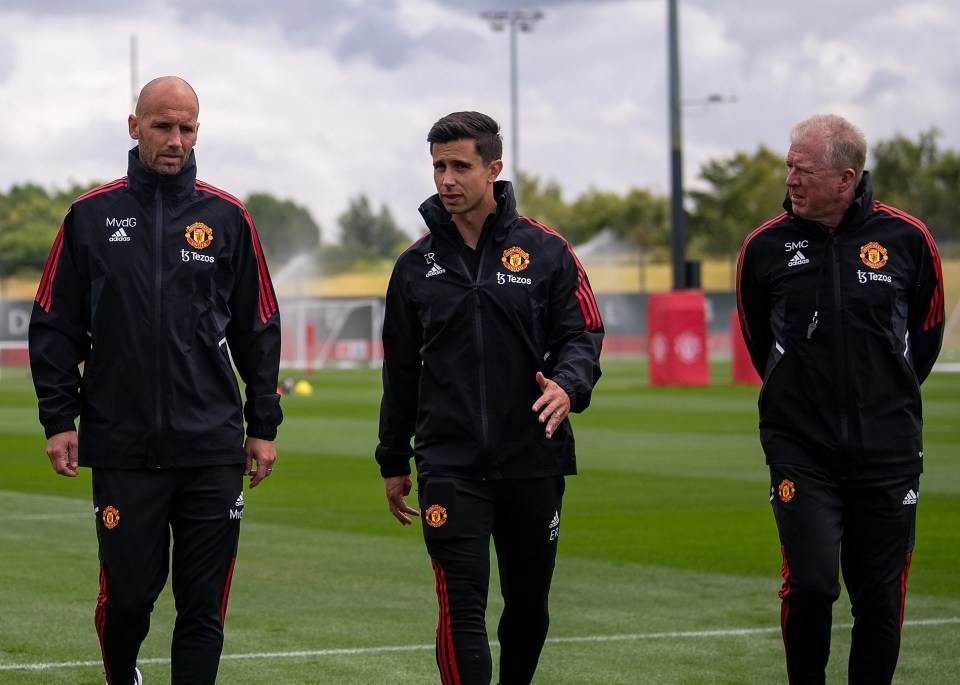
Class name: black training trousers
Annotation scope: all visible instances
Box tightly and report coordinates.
[92,465,244,685]
[418,476,565,685]
[769,464,918,685]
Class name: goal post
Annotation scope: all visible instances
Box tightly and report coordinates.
[280,297,383,370]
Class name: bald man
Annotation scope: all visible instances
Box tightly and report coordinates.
[29,76,283,685]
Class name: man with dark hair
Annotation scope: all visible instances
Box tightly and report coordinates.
[376,111,603,685]
[30,76,282,685]
[737,114,944,684]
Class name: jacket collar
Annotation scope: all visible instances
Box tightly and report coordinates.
[782,170,874,235]
[126,146,198,204]
[419,179,520,242]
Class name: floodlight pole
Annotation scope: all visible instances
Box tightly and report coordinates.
[667,0,686,290]
[482,9,544,211]
[130,35,139,112]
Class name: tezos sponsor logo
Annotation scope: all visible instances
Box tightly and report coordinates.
[182,249,215,264]
[857,270,891,284]
[496,271,532,286]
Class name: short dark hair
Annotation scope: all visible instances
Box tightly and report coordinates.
[427,111,503,164]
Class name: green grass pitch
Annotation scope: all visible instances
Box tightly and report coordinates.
[1,358,958,684]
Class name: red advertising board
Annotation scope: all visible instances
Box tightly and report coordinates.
[647,290,709,386]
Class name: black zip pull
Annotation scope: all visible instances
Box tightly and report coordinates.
[807,311,818,339]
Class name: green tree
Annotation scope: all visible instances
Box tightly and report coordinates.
[520,172,669,249]
[565,187,669,248]
[518,172,570,232]
[0,182,97,278]
[687,145,786,255]
[871,129,960,242]
[244,193,322,269]
[338,195,410,259]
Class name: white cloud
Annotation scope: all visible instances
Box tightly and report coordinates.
[1,0,959,248]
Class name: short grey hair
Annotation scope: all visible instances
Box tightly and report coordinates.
[791,114,867,182]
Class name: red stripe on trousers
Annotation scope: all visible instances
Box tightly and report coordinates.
[432,558,462,685]
[221,556,237,625]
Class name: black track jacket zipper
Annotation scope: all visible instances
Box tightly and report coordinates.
[828,233,850,455]
[151,183,164,468]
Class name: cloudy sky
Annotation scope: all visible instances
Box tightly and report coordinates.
[2,0,959,246]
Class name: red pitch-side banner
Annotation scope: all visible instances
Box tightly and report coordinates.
[647,290,709,386]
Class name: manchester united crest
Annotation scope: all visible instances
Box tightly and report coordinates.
[185,222,213,249]
[424,504,448,528]
[501,246,530,273]
[777,479,796,504]
[859,241,888,269]
[102,505,121,529]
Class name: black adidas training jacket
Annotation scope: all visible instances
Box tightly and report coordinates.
[29,148,282,469]
[376,181,603,481]
[736,172,944,477]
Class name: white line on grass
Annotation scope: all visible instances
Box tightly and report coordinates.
[3,617,958,672]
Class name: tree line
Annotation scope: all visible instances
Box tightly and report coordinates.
[2,129,957,279]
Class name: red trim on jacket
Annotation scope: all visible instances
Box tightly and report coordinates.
[195,180,278,324]
[735,212,788,346]
[35,179,129,312]
[35,225,64,312]
[874,201,944,331]
[522,216,603,331]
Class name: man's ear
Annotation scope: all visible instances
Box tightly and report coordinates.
[839,167,856,192]
[489,159,503,182]
[128,114,139,141]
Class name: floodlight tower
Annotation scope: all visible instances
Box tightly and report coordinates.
[481,9,544,210]
[667,0,687,290]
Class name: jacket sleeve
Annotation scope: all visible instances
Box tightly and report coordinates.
[907,225,945,383]
[544,242,603,413]
[225,206,283,440]
[736,233,773,378]
[375,262,421,477]
[28,212,88,438]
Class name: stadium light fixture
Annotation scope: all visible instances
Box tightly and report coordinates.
[481,9,545,211]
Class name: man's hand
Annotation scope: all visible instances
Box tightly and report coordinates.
[46,431,79,477]
[245,437,276,488]
[532,371,571,440]
[384,475,419,525]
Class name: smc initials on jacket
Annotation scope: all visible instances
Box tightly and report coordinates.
[30,147,282,470]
